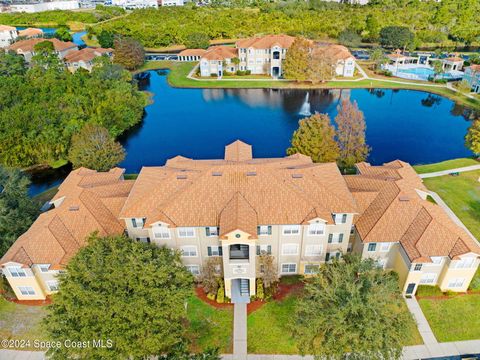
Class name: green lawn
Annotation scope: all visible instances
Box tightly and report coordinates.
[422,170,480,240]
[247,292,421,354]
[419,294,480,342]
[414,158,479,174]
[186,295,233,353]
[0,298,47,349]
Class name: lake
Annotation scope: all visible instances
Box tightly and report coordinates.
[16,27,86,46]
[28,69,474,195]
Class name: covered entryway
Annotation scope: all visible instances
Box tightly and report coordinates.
[231,278,250,303]
[272,66,280,77]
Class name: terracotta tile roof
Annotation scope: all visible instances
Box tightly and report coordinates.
[467,64,480,73]
[315,44,354,61]
[18,28,43,38]
[0,25,16,31]
[219,192,258,238]
[120,141,357,234]
[64,47,112,63]
[0,168,134,268]
[178,49,207,57]
[8,38,77,53]
[444,57,463,62]
[345,161,480,262]
[201,46,237,61]
[236,34,295,49]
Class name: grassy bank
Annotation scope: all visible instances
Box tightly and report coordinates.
[137,61,480,111]
[414,158,479,174]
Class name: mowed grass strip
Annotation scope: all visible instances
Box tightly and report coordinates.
[413,158,479,174]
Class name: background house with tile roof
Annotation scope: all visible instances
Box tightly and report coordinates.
[8,38,78,62]
[64,47,114,72]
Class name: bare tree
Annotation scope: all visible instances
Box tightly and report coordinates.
[258,253,279,290]
[200,257,223,295]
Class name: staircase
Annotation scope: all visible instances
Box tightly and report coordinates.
[240,279,249,297]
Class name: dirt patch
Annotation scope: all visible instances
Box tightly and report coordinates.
[195,287,233,309]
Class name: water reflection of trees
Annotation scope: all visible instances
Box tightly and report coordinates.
[367,89,386,98]
[450,103,478,121]
[420,94,442,107]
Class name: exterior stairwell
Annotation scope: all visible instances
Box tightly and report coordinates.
[240,279,249,297]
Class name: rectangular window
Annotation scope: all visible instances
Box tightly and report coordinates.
[206,226,219,237]
[281,263,297,274]
[325,252,341,262]
[282,225,300,236]
[454,258,475,269]
[282,244,299,255]
[153,226,171,239]
[18,286,35,295]
[308,223,325,236]
[305,245,323,256]
[180,246,197,257]
[136,237,151,243]
[207,246,223,256]
[448,278,465,288]
[257,225,272,236]
[177,227,195,238]
[186,265,200,275]
[131,218,144,228]
[8,266,26,277]
[256,244,272,255]
[413,263,423,272]
[380,243,391,252]
[419,273,437,285]
[334,214,347,224]
[304,264,320,275]
[328,233,344,244]
[367,243,377,252]
[38,264,50,273]
[46,280,59,291]
[350,225,355,235]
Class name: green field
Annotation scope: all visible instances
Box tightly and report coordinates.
[419,294,480,342]
[414,158,479,174]
[422,170,480,240]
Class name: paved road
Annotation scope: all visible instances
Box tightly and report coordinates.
[419,164,480,178]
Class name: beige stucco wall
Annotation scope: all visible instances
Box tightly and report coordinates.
[3,264,46,300]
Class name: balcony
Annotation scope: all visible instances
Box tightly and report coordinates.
[229,244,249,261]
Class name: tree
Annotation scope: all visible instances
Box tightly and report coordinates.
[287,113,340,163]
[370,48,388,70]
[364,14,380,41]
[308,50,336,83]
[466,119,480,156]
[431,59,443,80]
[31,40,63,69]
[338,29,361,47]
[335,99,370,169]
[283,37,311,82]
[0,167,39,256]
[293,254,413,359]
[43,234,194,360]
[97,30,115,48]
[200,257,223,295]
[258,253,278,290]
[54,27,73,42]
[113,37,145,70]
[0,50,26,76]
[379,26,414,49]
[68,124,125,171]
[184,32,210,49]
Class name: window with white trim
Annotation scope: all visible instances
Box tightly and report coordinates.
[419,273,437,285]
[430,257,443,265]
[281,263,297,273]
[177,227,195,238]
[46,280,59,291]
[18,286,35,295]
[367,243,377,252]
[453,257,475,269]
[256,244,272,255]
[38,264,50,273]
[186,265,200,275]
[304,264,320,275]
[379,243,391,252]
[413,263,422,272]
[308,223,325,236]
[334,213,348,224]
[282,244,299,255]
[8,266,26,277]
[153,226,171,239]
[257,225,272,236]
[207,246,222,256]
[131,218,144,228]
[305,245,323,256]
[448,277,465,288]
[328,233,344,244]
[206,227,219,237]
[180,246,198,257]
[282,225,300,236]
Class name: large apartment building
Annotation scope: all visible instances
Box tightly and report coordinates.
[196,35,356,78]
[1,141,479,301]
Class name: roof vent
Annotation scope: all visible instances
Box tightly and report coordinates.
[292,174,303,179]
[212,172,223,177]
[399,196,410,202]
[176,175,188,180]
[69,205,80,211]
[246,171,257,176]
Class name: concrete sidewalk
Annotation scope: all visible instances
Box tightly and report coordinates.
[419,164,480,178]
[404,297,438,346]
[233,303,247,360]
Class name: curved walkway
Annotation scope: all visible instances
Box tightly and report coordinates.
[419,164,480,178]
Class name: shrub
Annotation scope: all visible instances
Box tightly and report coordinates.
[256,278,264,300]
[210,73,218,77]
[245,70,251,75]
[416,285,443,297]
[236,70,245,76]
[216,286,225,303]
[223,71,232,76]
[206,292,216,301]
[444,290,460,297]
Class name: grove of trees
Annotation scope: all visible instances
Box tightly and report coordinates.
[0,50,146,168]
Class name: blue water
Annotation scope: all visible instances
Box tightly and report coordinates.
[28,69,474,196]
[16,27,86,46]
[399,67,434,76]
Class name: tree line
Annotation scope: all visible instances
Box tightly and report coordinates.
[91,0,480,49]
